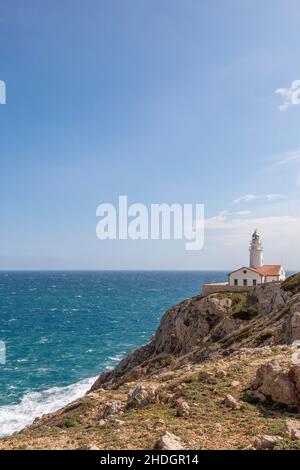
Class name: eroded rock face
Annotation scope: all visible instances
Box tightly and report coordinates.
[252,360,300,408]
[289,312,300,342]
[154,431,184,450]
[90,281,294,391]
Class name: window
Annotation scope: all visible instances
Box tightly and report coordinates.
[243,279,247,286]
[243,269,247,274]
[253,279,257,286]
[234,279,238,286]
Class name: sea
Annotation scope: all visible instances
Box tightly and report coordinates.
[0,270,227,436]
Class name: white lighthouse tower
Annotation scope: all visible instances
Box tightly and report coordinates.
[249,229,263,269]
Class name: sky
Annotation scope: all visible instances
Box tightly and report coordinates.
[0,0,300,270]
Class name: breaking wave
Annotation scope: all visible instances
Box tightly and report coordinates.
[0,376,97,437]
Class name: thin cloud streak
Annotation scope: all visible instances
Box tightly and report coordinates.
[233,193,284,204]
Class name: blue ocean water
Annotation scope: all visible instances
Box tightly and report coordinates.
[0,271,226,435]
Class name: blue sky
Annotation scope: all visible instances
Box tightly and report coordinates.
[0,0,300,270]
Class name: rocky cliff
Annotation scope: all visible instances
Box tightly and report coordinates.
[1,274,300,450]
[91,277,299,390]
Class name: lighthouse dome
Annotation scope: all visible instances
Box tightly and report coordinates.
[252,229,260,241]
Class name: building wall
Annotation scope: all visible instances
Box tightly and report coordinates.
[265,275,279,283]
[229,267,262,287]
[279,268,286,281]
[201,283,255,296]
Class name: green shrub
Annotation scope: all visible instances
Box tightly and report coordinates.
[256,328,275,344]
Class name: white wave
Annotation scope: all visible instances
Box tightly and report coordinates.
[0,376,97,438]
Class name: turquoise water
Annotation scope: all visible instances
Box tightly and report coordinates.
[0,270,227,435]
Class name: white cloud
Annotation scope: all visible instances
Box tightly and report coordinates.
[275,80,300,111]
[233,194,259,204]
[205,213,298,232]
[265,193,284,201]
[233,193,284,204]
[272,149,300,167]
[204,209,251,229]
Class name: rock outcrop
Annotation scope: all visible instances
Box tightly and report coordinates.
[127,384,158,409]
[284,419,300,440]
[253,435,283,450]
[91,275,300,390]
[154,431,184,450]
[250,359,300,409]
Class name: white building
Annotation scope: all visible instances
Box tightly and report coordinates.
[228,230,285,287]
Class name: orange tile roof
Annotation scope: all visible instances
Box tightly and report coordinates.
[254,265,282,276]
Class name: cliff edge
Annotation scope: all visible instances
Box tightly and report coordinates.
[1,274,300,450]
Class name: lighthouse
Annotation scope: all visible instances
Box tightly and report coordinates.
[202,229,286,294]
[249,229,263,269]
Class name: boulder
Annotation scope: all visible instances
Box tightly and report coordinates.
[127,384,158,408]
[253,435,283,450]
[154,431,184,450]
[114,419,125,426]
[246,389,266,403]
[231,380,241,388]
[253,360,298,407]
[198,370,215,382]
[290,364,300,393]
[97,419,106,427]
[100,401,124,419]
[215,369,227,379]
[214,423,223,432]
[176,399,190,418]
[284,419,300,440]
[223,394,241,410]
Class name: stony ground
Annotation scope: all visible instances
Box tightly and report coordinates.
[1,346,300,450]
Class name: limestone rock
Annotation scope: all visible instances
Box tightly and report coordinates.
[77,444,100,450]
[290,312,300,341]
[199,370,214,382]
[100,401,124,419]
[231,380,240,388]
[253,435,283,450]
[156,419,166,426]
[290,364,300,393]
[214,423,223,432]
[176,399,190,418]
[223,394,241,410]
[246,389,266,403]
[154,431,184,450]
[114,419,125,426]
[127,384,158,408]
[90,281,290,391]
[253,360,298,407]
[284,419,300,440]
[97,419,106,427]
[215,369,227,379]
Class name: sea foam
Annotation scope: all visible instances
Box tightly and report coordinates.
[0,376,97,437]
